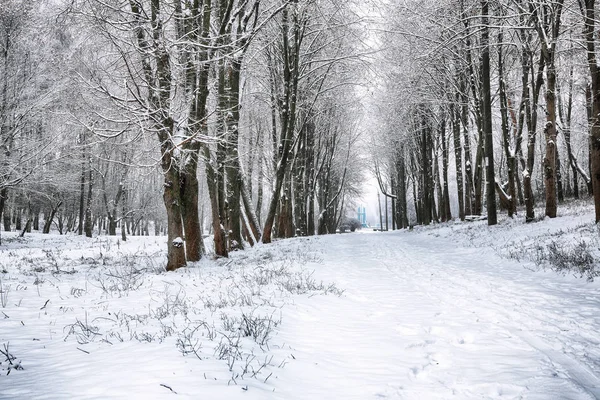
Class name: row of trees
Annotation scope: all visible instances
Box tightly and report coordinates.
[0,0,366,269]
[371,0,600,229]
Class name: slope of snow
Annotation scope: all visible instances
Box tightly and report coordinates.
[1,206,600,399]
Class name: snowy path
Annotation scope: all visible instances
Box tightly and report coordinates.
[272,231,600,399]
[2,227,600,399]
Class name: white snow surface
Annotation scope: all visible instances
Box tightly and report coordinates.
[2,204,600,399]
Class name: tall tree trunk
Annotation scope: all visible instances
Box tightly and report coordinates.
[482,0,497,225]
[524,43,546,221]
[0,188,7,234]
[78,148,85,236]
[225,59,244,250]
[385,194,389,230]
[498,32,516,217]
[378,191,383,231]
[263,4,300,244]
[440,112,451,221]
[558,62,578,199]
[162,153,186,271]
[256,134,264,224]
[543,59,558,218]
[306,121,316,235]
[241,171,262,242]
[587,85,595,196]
[179,0,211,261]
[452,101,465,220]
[462,0,483,216]
[43,201,62,234]
[129,0,187,270]
[180,151,205,261]
[84,165,93,238]
[534,0,564,218]
[581,0,600,221]
[390,180,396,230]
[294,125,307,236]
[204,145,228,258]
[556,146,564,202]
[397,147,409,228]
[421,110,432,225]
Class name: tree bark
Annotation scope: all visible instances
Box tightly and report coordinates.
[224,59,244,250]
[84,165,93,238]
[263,3,301,243]
[481,0,497,225]
[180,152,205,261]
[77,144,85,236]
[498,32,516,217]
[43,201,62,234]
[451,101,465,220]
[581,0,600,222]
[440,111,452,221]
[543,56,558,218]
[204,145,228,258]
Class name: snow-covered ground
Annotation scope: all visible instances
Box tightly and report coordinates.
[2,203,600,399]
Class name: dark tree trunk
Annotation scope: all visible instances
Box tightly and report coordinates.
[162,155,186,271]
[391,187,396,230]
[84,166,93,238]
[294,126,307,236]
[32,206,39,231]
[15,209,21,231]
[452,102,465,220]
[543,62,558,218]
[440,113,452,221]
[556,148,564,203]
[78,158,85,236]
[180,152,204,261]
[19,218,31,237]
[482,0,497,225]
[205,146,228,258]
[462,0,483,216]
[581,0,600,221]
[241,166,262,242]
[225,59,244,250]
[524,44,546,222]
[180,0,210,261]
[0,188,7,232]
[587,85,595,196]
[256,131,264,225]
[559,64,582,199]
[43,201,62,234]
[263,5,300,244]
[421,110,432,225]
[498,33,516,217]
[306,122,316,235]
[397,147,409,229]
[378,192,383,231]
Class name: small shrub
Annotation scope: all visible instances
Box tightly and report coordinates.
[94,266,145,296]
[0,343,23,375]
[64,315,101,344]
[542,240,598,281]
[239,311,280,347]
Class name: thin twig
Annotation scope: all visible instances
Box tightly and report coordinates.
[160,384,177,394]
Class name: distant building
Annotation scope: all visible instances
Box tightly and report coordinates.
[358,206,367,228]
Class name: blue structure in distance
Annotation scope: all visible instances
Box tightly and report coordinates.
[358,206,367,228]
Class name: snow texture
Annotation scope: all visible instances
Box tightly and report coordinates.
[1,204,600,399]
